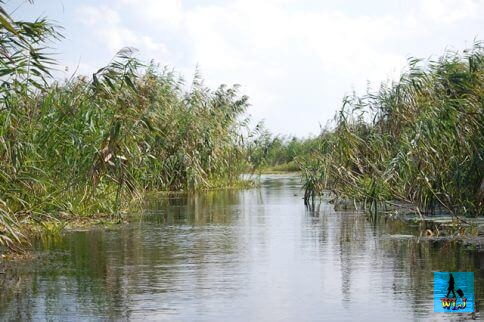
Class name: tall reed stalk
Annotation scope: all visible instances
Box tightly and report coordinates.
[300,43,483,218]
[0,6,250,250]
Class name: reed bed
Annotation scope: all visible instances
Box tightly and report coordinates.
[0,10,250,250]
[300,44,483,217]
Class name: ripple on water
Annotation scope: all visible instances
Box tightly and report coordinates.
[0,174,481,321]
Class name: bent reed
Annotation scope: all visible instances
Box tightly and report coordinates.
[300,43,483,218]
[0,9,251,251]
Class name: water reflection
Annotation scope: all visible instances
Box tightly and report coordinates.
[0,174,481,321]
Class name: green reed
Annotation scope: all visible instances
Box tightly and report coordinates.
[0,7,250,250]
[300,43,483,218]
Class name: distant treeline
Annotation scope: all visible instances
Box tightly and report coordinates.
[246,129,319,172]
[300,43,483,217]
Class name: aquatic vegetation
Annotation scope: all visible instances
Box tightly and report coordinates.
[247,124,319,172]
[300,43,483,217]
[0,8,250,250]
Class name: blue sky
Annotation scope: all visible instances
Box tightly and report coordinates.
[6,0,483,136]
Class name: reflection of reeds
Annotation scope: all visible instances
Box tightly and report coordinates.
[0,9,249,250]
[143,189,241,225]
[301,43,483,218]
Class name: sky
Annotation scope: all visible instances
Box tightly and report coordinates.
[6,0,483,137]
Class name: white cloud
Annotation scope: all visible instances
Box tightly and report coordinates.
[76,5,168,59]
[118,0,183,29]
[421,0,479,23]
[70,0,483,135]
[180,1,409,133]
[77,5,120,26]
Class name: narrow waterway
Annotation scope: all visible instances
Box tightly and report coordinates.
[0,174,481,321]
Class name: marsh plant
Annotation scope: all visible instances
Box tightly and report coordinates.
[246,124,320,172]
[300,43,483,217]
[0,7,250,250]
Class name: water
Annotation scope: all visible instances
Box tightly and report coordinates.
[0,174,482,321]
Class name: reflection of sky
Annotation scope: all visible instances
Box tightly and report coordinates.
[0,174,481,320]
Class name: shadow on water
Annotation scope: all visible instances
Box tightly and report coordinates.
[0,174,482,321]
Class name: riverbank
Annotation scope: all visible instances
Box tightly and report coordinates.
[388,213,484,249]
[256,162,300,174]
[0,176,259,257]
[0,210,133,259]
[325,196,483,248]
[299,44,483,218]
[0,45,254,253]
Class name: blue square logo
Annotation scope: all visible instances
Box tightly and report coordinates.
[434,272,474,313]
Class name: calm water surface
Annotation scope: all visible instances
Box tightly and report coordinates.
[0,174,482,321]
